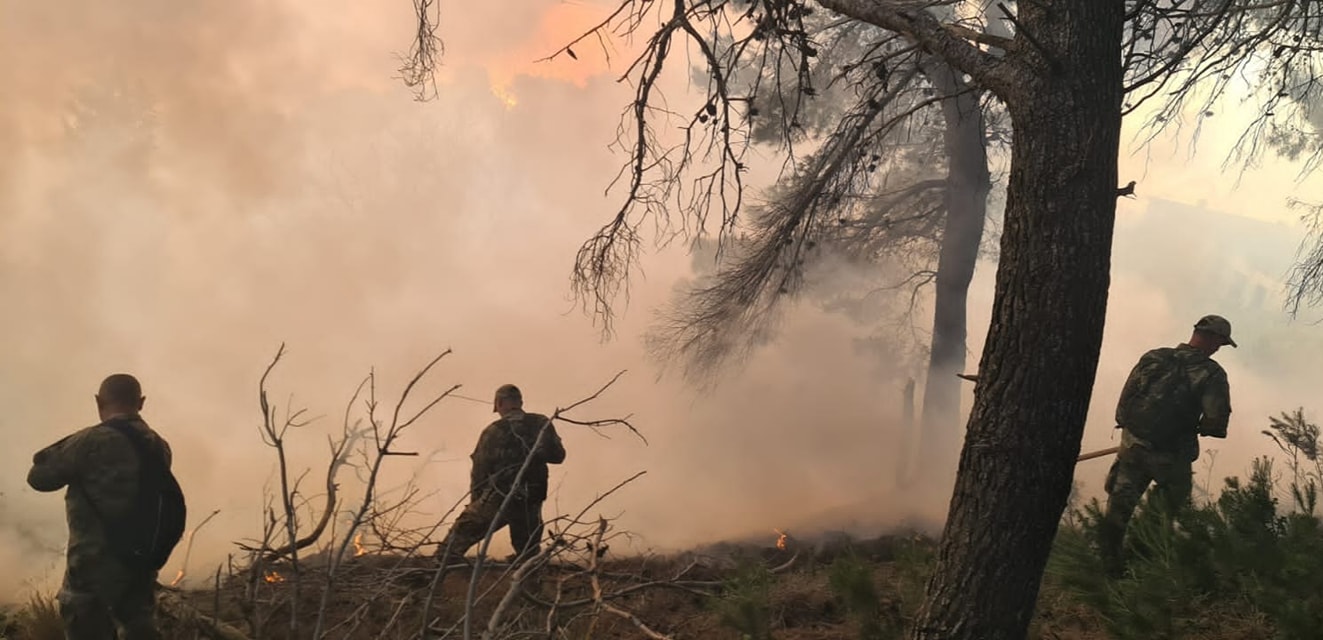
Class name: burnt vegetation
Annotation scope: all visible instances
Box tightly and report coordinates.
[7,419,1323,640]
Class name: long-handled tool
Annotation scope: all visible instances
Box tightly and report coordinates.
[1077,446,1120,462]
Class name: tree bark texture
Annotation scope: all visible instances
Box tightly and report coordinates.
[917,56,992,479]
[909,3,1126,639]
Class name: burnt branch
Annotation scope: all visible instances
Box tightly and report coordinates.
[237,371,361,566]
[397,0,445,101]
[167,509,222,588]
[585,518,676,640]
[254,343,320,635]
[481,545,559,639]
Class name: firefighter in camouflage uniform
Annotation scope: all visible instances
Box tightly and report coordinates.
[435,384,566,564]
[27,374,172,640]
[1100,315,1235,576]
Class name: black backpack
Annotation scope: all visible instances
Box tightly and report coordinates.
[84,418,188,573]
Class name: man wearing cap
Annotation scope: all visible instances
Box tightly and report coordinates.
[1098,314,1235,576]
[435,384,565,565]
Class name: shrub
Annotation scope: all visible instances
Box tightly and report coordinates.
[827,551,894,640]
[710,559,776,640]
[1047,409,1323,640]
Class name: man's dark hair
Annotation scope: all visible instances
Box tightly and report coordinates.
[98,373,143,406]
[495,384,523,404]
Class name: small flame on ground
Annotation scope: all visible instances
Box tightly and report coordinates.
[353,533,367,557]
[264,571,284,584]
[773,528,788,551]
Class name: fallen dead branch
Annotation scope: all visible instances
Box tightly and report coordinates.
[481,546,557,640]
[170,508,222,587]
[586,517,674,640]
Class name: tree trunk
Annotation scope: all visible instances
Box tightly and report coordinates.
[897,376,916,488]
[909,4,1126,639]
[916,57,992,480]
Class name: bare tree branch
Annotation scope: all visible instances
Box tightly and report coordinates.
[814,0,1015,91]
[547,0,1323,339]
[585,518,677,640]
[1125,0,1323,172]
[397,0,444,101]
[312,349,460,637]
[566,0,842,334]
[168,509,222,588]
[1286,197,1323,316]
[644,60,963,383]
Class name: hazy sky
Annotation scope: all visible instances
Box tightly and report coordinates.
[3,0,1322,599]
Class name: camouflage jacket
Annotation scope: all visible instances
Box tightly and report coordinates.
[1115,343,1231,458]
[469,411,565,502]
[26,415,173,574]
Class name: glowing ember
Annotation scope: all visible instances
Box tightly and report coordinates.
[773,529,788,551]
[264,571,284,584]
[353,533,367,557]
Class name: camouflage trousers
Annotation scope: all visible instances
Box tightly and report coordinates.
[58,557,161,640]
[1098,435,1193,574]
[436,491,545,562]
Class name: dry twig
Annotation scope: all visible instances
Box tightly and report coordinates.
[312,349,461,638]
[169,508,221,588]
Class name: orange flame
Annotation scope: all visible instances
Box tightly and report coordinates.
[264,571,284,584]
[353,533,367,557]
[169,569,185,587]
[773,529,788,551]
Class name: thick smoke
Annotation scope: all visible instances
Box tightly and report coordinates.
[0,0,934,600]
[2,0,1318,605]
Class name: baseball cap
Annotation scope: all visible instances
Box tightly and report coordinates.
[1194,314,1237,348]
